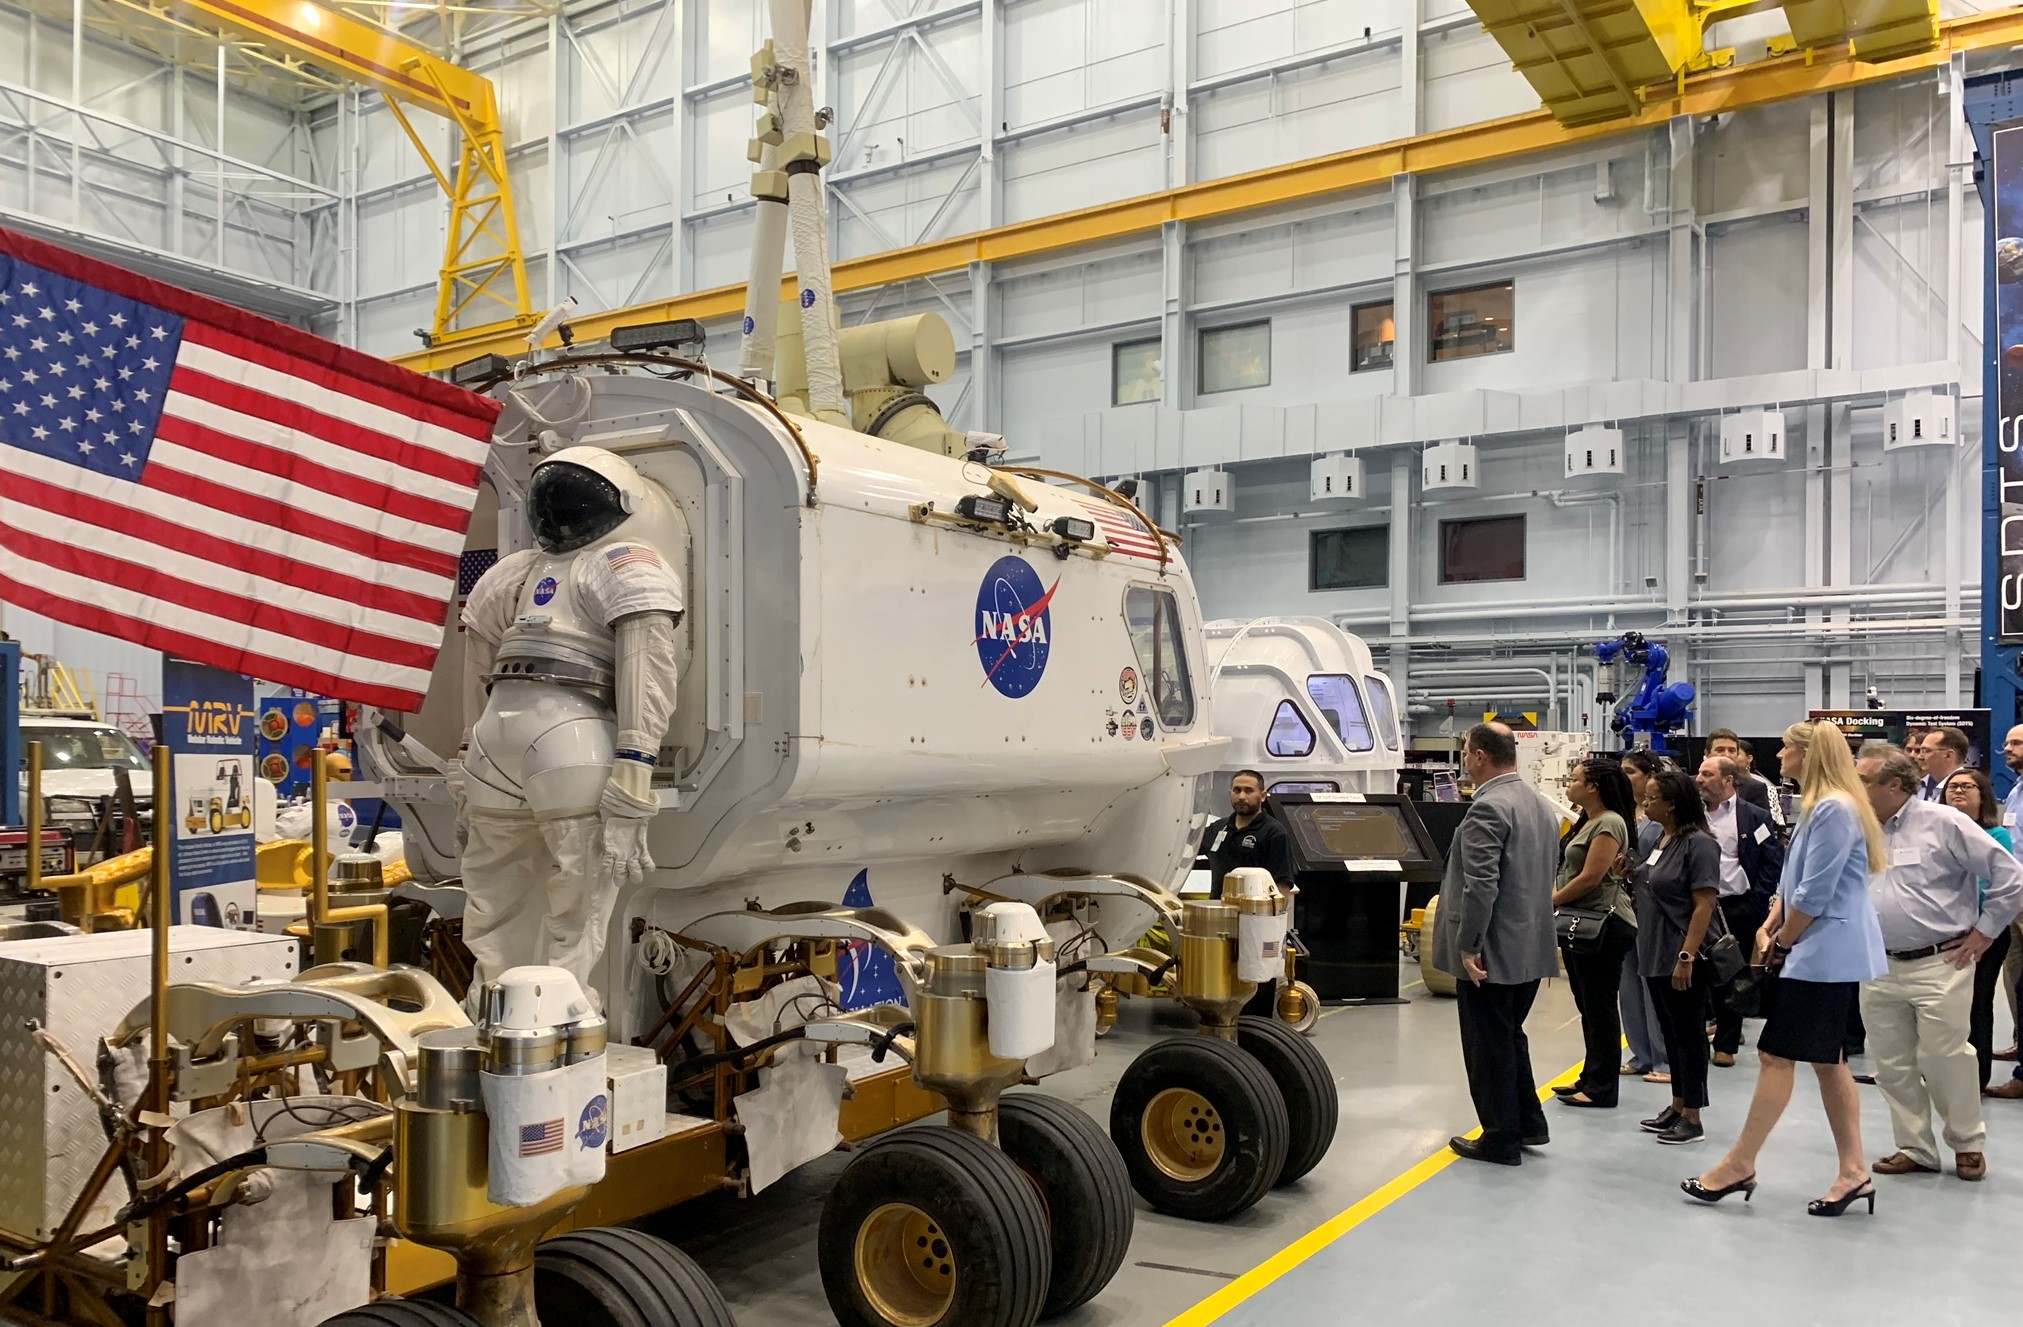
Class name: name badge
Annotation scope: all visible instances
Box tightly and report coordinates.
[2007,813,2018,829]
[1895,847,1923,867]
[1752,824,1771,845]
[1645,848,1662,866]
[1210,831,1227,853]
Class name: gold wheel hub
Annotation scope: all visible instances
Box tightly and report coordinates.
[854,1202,955,1326]
[1277,985,1310,1023]
[1142,1087,1225,1182]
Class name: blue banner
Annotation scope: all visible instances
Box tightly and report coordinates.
[161,658,257,929]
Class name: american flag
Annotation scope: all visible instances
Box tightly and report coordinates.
[0,229,498,712]
[1072,494,1166,562]
[519,1118,564,1157]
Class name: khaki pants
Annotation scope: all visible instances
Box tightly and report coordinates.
[1860,954,1986,1167]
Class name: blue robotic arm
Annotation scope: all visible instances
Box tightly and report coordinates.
[1594,631,1695,754]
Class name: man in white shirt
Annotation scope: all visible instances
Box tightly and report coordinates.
[1708,730,1786,829]
[1697,756,1784,1067]
[1917,727,1969,802]
[1856,744,2023,1181]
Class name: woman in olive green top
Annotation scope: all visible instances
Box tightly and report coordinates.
[1550,758,1640,1108]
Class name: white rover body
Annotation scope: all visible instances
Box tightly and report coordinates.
[1202,616,1404,800]
[381,374,1223,1044]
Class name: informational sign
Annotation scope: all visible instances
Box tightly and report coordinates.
[257,694,340,799]
[162,659,257,929]
[1810,709,1993,770]
[1996,125,2023,642]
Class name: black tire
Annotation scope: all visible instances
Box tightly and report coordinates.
[1109,1034,1288,1221]
[818,1126,1050,1327]
[1237,1015,1339,1186]
[319,1305,483,1327]
[997,1094,1133,1318]
[535,1226,736,1327]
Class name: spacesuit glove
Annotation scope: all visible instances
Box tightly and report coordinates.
[599,760,659,887]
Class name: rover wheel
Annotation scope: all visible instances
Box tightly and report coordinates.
[1419,896,1457,998]
[1110,1035,1288,1221]
[1275,980,1321,1034]
[997,1094,1133,1318]
[1237,1015,1339,1185]
[819,1126,1049,1327]
[534,1226,735,1327]
[209,807,224,835]
[319,1303,483,1327]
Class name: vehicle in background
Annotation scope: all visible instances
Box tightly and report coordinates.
[17,716,154,833]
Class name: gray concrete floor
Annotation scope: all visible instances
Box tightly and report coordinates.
[640,970,2023,1325]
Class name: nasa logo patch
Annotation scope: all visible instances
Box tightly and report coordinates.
[800,288,817,309]
[743,314,756,335]
[974,556,1057,699]
[532,576,558,606]
[577,1093,610,1150]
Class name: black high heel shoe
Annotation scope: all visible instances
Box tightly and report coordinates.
[1806,1180,1876,1218]
[1681,1174,1756,1204]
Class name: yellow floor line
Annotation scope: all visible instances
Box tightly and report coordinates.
[1160,1055,1585,1327]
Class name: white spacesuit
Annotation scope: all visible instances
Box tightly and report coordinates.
[456,447,685,1006]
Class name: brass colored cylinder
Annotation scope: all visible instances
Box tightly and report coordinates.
[392,1103,586,1277]
[1175,900,1252,1040]
[908,946,1022,1144]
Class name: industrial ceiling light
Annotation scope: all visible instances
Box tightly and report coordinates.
[1183,468,1235,522]
[1310,453,1365,503]
[1564,425,1625,477]
[1882,391,1956,451]
[1718,408,1786,463]
[1422,441,1477,491]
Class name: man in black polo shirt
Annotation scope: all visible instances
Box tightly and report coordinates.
[1201,770,1295,897]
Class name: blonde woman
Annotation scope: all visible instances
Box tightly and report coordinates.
[1683,720,1888,1216]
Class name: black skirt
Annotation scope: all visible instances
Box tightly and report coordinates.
[1755,974,1861,1064]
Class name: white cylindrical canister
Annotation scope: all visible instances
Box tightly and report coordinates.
[479,1067,574,1207]
[565,1052,611,1187]
[983,959,1059,1060]
[1237,911,1290,983]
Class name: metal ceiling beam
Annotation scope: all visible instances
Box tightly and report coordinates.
[390,4,2023,373]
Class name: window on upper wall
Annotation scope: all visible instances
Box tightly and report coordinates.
[1351,301,1395,372]
[1306,675,1375,752]
[1112,338,1161,405]
[1428,281,1514,362]
[1310,526,1387,591]
[1198,320,1270,394]
[1439,514,1527,584]
[1265,701,1316,758]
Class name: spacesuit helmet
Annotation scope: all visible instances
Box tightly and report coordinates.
[527,447,648,553]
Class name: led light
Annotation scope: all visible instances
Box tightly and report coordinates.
[610,319,707,354]
[955,494,1013,525]
[1048,516,1096,542]
[448,353,509,388]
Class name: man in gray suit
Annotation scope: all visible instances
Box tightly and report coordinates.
[1433,722,1564,1165]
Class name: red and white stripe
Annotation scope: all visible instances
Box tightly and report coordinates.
[1073,495,1166,562]
[0,230,496,712]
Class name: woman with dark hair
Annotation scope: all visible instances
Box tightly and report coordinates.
[1947,769,2016,1089]
[1618,750,1671,1082]
[1635,767,1723,1145]
[1550,758,1639,1108]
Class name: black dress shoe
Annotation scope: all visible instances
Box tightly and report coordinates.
[1640,1107,1682,1134]
[1551,1083,1583,1096]
[1523,1131,1550,1147]
[1450,1136,1521,1166]
[1557,1092,1617,1108]
[1656,1119,1705,1146]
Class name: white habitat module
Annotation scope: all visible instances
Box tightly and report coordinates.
[1201,616,1405,803]
[391,371,1226,1044]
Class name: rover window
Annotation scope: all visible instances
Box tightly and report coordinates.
[1306,674,1375,752]
[1365,674,1401,749]
[1265,702,1315,758]
[1124,586,1196,729]
[1269,780,1340,795]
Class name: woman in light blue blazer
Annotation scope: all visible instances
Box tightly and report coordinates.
[1683,719,1888,1217]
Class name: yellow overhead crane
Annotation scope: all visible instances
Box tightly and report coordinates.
[1466,0,1942,126]
[104,0,534,344]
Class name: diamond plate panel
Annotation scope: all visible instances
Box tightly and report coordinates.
[0,927,300,1240]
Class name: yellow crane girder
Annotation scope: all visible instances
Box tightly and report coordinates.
[118,0,534,342]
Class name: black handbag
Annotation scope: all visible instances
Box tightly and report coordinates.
[1554,906,1613,955]
[1701,932,1747,985]
[1725,964,1768,1017]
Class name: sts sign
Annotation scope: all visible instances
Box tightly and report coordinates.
[974,556,1057,699]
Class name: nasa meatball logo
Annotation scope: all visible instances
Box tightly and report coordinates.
[532,576,558,606]
[974,555,1059,698]
[577,1093,610,1150]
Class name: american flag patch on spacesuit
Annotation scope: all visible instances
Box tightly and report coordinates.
[605,545,661,572]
